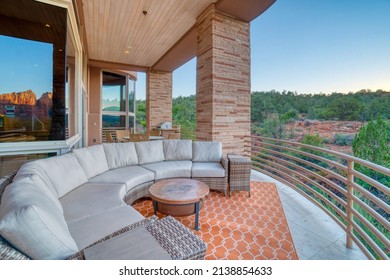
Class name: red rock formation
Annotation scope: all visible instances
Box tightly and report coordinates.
[0,90,36,105]
[36,92,53,114]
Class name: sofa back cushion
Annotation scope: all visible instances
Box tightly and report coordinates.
[37,153,88,198]
[73,145,109,179]
[103,142,138,169]
[0,177,78,259]
[192,141,223,162]
[163,140,192,161]
[135,140,165,164]
[14,160,57,198]
[18,174,64,213]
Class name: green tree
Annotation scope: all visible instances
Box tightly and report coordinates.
[351,117,390,258]
[259,110,298,139]
[352,117,390,169]
[136,100,146,130]
[328,96,363,120]
[172,95,196,139]
[280,108,298,123]
[261,116,285,139]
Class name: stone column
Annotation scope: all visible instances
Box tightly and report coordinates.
[196,4,251,154]
[146,70,172,132]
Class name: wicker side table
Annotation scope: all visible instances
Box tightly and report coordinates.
[228,154,252,197]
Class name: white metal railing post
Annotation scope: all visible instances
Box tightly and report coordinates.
[346,160,354,248]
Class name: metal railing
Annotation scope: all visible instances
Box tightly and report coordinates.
[248,135,389,260]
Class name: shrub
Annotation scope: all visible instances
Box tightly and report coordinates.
[334,134,354,146]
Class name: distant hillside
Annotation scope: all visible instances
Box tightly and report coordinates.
[102,106,120,111]
[0,89,37,106]
[135,90,390,147]
[251,89,390,125]
[102,99,120,110]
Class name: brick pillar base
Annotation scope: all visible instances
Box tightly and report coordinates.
[146,70,172,132]
[196,5,251,154]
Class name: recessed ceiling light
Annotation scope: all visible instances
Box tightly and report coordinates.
[45,24,51,28]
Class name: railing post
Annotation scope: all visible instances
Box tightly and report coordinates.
[346,160,354,249]
[245,135,252,159]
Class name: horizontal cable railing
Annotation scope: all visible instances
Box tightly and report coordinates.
[248,135,390,260]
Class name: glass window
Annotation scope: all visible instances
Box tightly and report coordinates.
[128,78,135,113]
[0,1,67,142]
[0,153,57,177]
[0,35,54,142]
[102,115,126,129]
[128,116,135,132]
[102,72,136,131]
[102,72,126,113]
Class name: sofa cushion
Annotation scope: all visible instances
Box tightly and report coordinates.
[14,160,58,198]
[18,174,63,213]
[88,166,155,192]
[83,226,171,260]
[192,162,225,178]
[67,205,144,249]
[60,182,127,222]
[34,153,88,198]
[0,177,78,259]
[163,140,192,161]
[193,141,222,162]
[103,142,138,169]
[135,140,165,164]
[142,161,192,180]
[73,145,109,179]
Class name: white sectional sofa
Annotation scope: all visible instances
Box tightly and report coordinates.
[0,140,227,260]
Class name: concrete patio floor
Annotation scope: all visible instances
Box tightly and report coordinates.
[251,170,368,260]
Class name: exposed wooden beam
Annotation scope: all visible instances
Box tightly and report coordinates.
[89,59,149,73]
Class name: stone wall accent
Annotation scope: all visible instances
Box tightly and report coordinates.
[146,70,172,132]
[196,5,251,154]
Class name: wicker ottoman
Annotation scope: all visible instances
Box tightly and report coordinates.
[228,154,252,197]
[67,216,206,260]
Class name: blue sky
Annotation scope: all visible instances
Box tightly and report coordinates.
[137,0,390,100]
[0,35,53,97]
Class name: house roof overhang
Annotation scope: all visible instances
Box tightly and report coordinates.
[76,0,276,72]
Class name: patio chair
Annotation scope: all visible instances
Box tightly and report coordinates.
[149,128,161,136]
[168,133,181,139]
[129,133,149,142]
[115,130,130,142]
[105,131,115,143]
[172,125,181,133]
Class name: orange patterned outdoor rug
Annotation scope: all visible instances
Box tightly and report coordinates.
[132,181,298,260]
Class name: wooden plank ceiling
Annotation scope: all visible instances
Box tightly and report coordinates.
[81,0,214,69]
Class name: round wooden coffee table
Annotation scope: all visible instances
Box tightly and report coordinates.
[149,178,210,230]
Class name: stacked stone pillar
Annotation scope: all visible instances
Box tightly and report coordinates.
[196,4,251,154]
[146,70,172,132]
